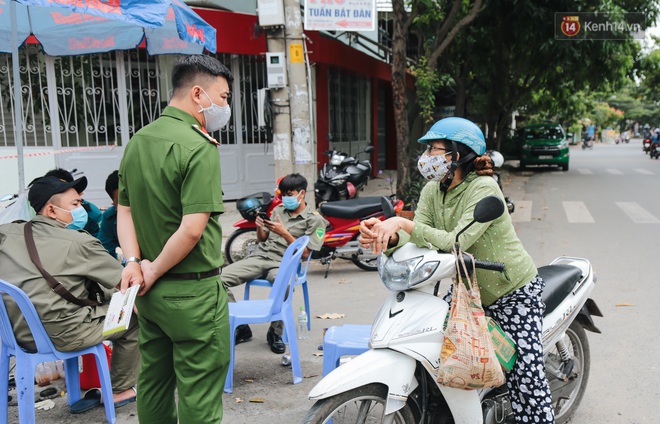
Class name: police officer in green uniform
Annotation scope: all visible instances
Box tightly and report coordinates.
[0,176,139,410]
[223,173,327,354]
[117,55,232,424]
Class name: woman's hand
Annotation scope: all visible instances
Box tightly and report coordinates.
[358,218,381,249]
[368,217,404,254]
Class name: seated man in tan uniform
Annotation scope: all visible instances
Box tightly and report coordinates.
[0,176,139,413]
[222,173,327,354]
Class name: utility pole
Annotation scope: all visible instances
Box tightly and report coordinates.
[268,0,315,205]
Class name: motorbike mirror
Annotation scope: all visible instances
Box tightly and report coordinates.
[473,195,505,223]
[0,194,14,202]
[364,145,375,153]
[380,196,395,219]
[455,196,505,244]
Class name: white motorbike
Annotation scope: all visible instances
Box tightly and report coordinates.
[304,196,602,424]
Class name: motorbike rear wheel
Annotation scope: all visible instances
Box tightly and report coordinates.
[546,321,591,423]
[224,228,258,264]
[302,384,416,424]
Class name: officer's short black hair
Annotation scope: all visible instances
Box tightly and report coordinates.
[172,55,233,96]
[105,170,119,200]
[279,173,307,194]
[44,168,73,182]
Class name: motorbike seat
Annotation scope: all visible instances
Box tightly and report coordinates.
[538,264,583,315]
[319,196,384,219]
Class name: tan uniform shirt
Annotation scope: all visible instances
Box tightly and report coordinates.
[0,215,122,351]
[256,204,327,262]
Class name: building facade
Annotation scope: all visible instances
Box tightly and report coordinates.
[0,5,404,207]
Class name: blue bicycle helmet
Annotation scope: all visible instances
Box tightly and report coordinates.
[418,117,486,155]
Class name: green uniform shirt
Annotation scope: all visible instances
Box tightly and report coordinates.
[118,106,224,272]
[257,204,327,261]
[0,215,122,351]
[394,172,537,306]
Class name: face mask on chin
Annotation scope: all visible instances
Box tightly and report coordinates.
[54,205,88,230]
[417,152,451,182]
[198,89,231,133]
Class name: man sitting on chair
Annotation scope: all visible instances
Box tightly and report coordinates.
[0,176,139,412]
[222,173,327,354]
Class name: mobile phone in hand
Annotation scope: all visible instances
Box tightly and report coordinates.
[258,211,270,221]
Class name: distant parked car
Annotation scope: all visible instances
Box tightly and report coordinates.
[518,123,570,171]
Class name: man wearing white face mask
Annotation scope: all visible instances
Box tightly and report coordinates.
[117,55,232,423]
[221,173,327,354]
[0,176,140,412]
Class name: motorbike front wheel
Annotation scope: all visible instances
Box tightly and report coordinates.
[224,228,258,264]
[546,321,591,423]
[302,384,416,424]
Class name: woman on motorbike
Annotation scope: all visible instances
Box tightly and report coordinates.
[358,117,555,424]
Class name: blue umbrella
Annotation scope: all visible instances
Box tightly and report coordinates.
[1,0,217,55]
[1,0,217,191]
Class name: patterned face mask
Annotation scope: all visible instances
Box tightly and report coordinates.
[417,152,451,181]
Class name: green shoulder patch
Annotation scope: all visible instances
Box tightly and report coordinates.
[315,227,326,240]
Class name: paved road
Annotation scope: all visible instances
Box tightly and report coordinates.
[14,143,660,423]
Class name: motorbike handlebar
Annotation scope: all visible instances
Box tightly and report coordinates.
[474,260,506,272]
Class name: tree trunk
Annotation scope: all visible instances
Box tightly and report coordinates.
[392,0,411,198]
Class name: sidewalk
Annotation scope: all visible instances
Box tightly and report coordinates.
[9,175,398,424]
[10,169,521,423]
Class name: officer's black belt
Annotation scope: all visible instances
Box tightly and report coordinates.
[162,268,221,280]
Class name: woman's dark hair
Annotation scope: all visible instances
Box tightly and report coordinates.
[279,173,308,194]
[172,55,233,96]
[454,143,493,177]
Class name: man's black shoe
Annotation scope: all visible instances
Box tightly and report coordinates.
[235,325,252,345]
[266,331,286,354]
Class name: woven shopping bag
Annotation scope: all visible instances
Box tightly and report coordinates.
[436,249,505,390]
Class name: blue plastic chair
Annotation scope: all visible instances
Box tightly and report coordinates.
[322,324,372,376]
[243,252,313,331]
[225,236,310,393]
[0,279,116,424]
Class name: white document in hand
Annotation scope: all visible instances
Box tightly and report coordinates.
[102,285,140,336]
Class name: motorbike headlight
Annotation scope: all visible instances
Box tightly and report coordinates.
[378,254,439,291]
[330,155,346,166]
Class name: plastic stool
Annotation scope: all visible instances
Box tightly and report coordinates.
[322,324,372,376]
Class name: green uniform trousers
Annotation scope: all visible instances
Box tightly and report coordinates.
[221,255,284,335]
[135,276,229,424]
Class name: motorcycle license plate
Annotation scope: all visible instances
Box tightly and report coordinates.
[538,155,552,159]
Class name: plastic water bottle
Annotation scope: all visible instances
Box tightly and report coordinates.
[298,307,309,340]
[281,354,291,366]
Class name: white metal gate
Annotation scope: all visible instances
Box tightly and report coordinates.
[0,46,274,207]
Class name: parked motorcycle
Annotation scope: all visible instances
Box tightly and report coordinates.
[304,195,602,424]
[314,145,374,205]
[224,192,403,275]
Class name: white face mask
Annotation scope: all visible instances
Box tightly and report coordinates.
[417,152,451,181]
[199,89,231,132]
